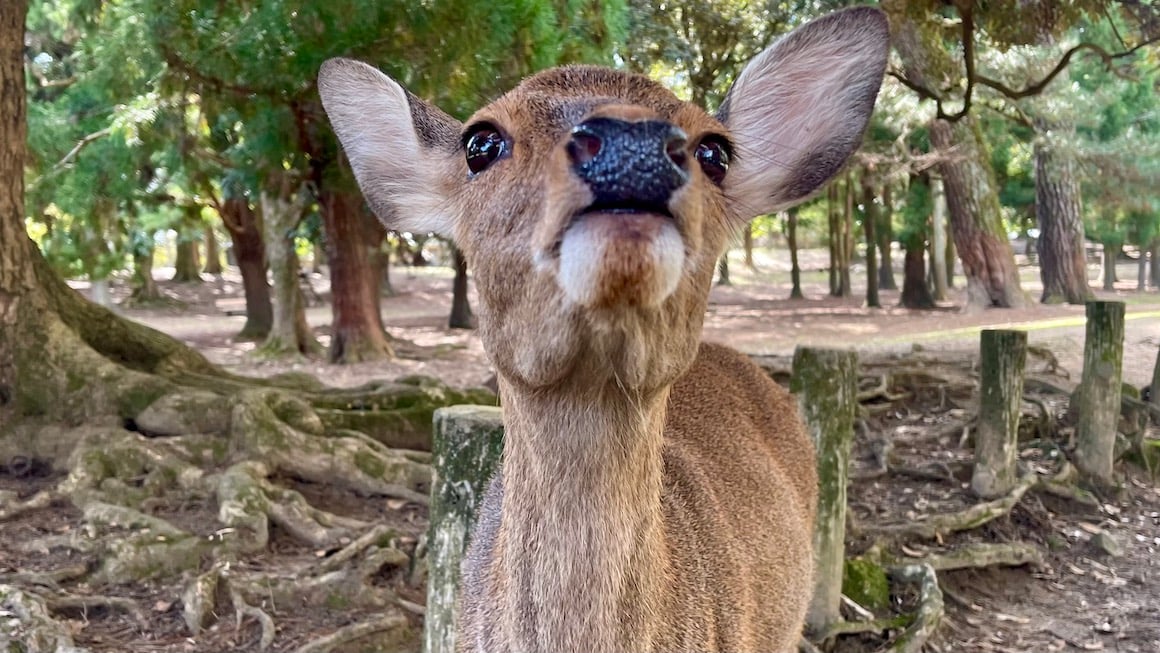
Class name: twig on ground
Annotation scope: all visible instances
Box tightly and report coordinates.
[292,614,409,653]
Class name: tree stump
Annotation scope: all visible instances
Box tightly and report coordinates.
[1075,301,1125,483]
[425,406,504,653]
[791,347,858,634]
[973,329,1027,498]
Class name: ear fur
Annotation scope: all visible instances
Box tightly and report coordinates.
[717,7,890,220]
[318,58,462,235]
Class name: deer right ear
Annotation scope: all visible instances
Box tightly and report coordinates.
[318,58,462,236]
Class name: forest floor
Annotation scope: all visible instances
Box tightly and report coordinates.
[3,249,1159,652]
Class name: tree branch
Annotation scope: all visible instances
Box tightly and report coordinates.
[975,38,1160,100]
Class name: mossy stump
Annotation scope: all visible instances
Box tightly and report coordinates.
[1075,301,1125,483]
[972,329,1026,499]
[791,346,857,634]
[425,405,504,653]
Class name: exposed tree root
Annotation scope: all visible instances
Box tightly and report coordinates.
[44,592,146,625]
[859,473,1037,541]
[229,584,277,651]
[906,542,1044,572]
[887,564,944,653]
[292,614,410,653]
[0,488,61,521]
[0,584,85,653]
[814,616,912,641]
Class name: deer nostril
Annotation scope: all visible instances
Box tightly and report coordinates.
[664,127,689,171]
[568,127,603,165]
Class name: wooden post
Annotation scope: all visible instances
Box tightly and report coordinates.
[973,330,1027,498]
[425,406,504,653]
[791,346,857,635]
[1075,301,1125,483]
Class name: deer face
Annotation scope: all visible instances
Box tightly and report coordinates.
[319,8,889,392]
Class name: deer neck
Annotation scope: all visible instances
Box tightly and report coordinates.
[497,378,671,652]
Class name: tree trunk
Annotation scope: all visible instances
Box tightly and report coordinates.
[130,245,162,303]
[221,197,272,341]
[203,224,224,275]
[945,229,957,289]
[788,207,804,300]
[2,3,217,426]
[883,3,1022,310]
[260,185,319,357]
[861,175,880,309]
[1137,249,1149,292]
[839,174,853,297]
[1101,239,1120,291]
[828,184,840,296]
[877,184,897,291]
[1074,301,1125,484]
[320,190,393,363]
[1150,238,1159,288]
[929,119,1024,310]
[931,177,949,302]
[791,347,857,635]
[1035,132,1092,304]
[973,330,1027,499]
[449,246,475,330]
[716,252,731,286]
[172,211,203,283]
[901,241,935,309]
[742,224,756,271]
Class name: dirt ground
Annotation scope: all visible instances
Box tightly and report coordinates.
[3,250,1159,652]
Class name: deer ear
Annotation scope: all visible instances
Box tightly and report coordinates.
[318,58,463,236]
[717,7,889,220]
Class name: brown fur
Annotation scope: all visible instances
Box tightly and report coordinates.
[316,8,889,652]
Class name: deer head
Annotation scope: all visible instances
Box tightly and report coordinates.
[319,7,889,396]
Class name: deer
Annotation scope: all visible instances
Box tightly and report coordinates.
[319,7,888,652]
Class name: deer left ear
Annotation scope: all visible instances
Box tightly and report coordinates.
[319,58,463,236]
[717,7,890,221]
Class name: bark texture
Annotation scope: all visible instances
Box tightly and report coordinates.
[129,247,162,304]
[221,197,272,340]
[1074,301,1125,483]
[260,186,318,356]
[1034,134,1092,304]
[320,190,393,363]
[877,184,896,291]
[930,119,1025,309]
[791,347,857,635]
[973,330,1026,499]
[788,207,804,300]
[448,247,474,330]
[901,243,935,309]
[862,175,880,309]
[203,224,224,275]
[0,0,32,405]
[884,1,1023,310]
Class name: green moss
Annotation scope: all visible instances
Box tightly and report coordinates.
[115,378,172,419]
[1122,383,1141,400]
[353,450,388,479]
[843,558,890,611]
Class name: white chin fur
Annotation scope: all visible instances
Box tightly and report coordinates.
[557,218,684,308]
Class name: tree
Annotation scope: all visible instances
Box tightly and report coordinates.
[882,0,1160,310]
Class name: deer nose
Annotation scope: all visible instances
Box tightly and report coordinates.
[567,118,690,211]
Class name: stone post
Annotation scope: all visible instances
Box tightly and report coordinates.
[791,346,858,635]
[1075,301,1125,483]
[425,405,504,653]
[972,329,1027,498]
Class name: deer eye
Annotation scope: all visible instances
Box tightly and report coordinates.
[464,124,507,174]
[695,137,731,186]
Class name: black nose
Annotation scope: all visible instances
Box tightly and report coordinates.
[566,117,689,213]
